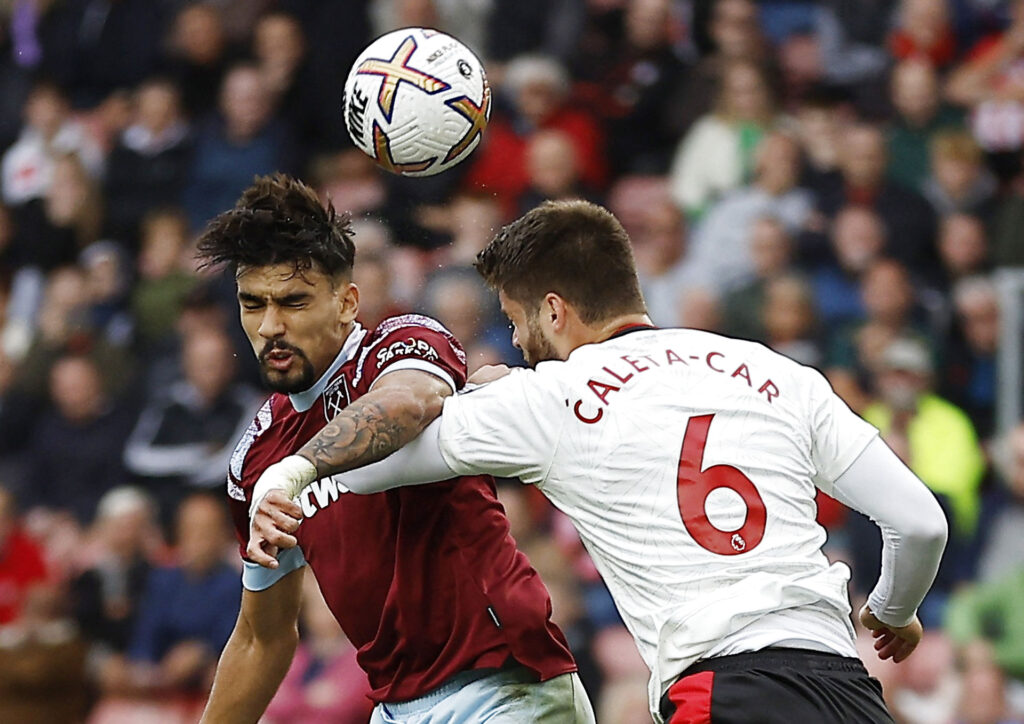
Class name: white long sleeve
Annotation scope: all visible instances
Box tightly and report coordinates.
[822,437,948,627]
[330,419,457,494]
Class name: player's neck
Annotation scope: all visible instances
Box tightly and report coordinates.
[576,313,655,349]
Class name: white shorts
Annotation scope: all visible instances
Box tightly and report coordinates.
[369,666,595,724]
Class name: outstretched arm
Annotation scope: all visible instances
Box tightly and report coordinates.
[247,369,453,567]
[199,567,303,723]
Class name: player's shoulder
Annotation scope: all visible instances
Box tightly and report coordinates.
[370,313,458,342]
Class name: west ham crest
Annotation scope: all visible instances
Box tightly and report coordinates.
[323,375,351,420]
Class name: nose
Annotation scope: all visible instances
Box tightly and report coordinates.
[510,326,520,350]
[258,307,285,340]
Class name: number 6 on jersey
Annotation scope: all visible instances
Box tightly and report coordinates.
[677,414,767,555]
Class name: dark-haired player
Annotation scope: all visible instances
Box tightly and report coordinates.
[196,176,593,723]
[252,199,949,723]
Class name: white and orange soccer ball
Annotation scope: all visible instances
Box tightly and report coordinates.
[343,28,491,177]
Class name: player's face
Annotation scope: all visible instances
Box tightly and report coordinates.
[499,291,559,367]
[237,263,358,393]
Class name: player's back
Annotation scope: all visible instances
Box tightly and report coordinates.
[522,327,877,708]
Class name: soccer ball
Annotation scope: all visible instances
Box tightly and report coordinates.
[343,28,491,177]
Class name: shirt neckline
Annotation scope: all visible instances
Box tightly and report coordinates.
[288,322,367,412]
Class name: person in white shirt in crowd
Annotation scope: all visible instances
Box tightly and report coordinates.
[251,200,948,724]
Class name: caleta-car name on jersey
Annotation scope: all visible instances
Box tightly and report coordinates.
[571,347,780,424]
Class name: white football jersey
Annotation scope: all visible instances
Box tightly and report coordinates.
[438,328,879,718]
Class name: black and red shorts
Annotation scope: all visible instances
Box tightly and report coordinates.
[659,648,894,724]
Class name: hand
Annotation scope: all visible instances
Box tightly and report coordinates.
[468,364,511,385]
[249,455,318,520]
[859,604,923,663]
[247,490,304,569]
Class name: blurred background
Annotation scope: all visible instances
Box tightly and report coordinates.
[0,0,1022,722]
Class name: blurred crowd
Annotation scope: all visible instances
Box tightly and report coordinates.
[0,0,1022,722]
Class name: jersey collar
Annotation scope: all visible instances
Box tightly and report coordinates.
[288,322,367,412]
[607,323,657,340]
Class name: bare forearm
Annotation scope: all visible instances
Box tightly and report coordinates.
[200,626,297,724]
[297,380,446,478]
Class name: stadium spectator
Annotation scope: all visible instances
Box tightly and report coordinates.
[264,569,373,724]
[518,128,593,214]
[103,78,193,248]
[183,62,296,231]
[811,124,939,276]
[14,264,135,401]
[629,196,700,329]
[669,59,780,220]
[33,0,165,109]
[485,0,586,67]
[888,0,958,69]
[922,130,999,218]
[164,3,234,121]
[942,276,1000,439]
[792,89,852,190]
[0,582,89,723]
[119,493,239,701]
[131,209,199,346]
[937,214,991,290]
[1,80,102,206]
[80,240,134,348]
[71,487,162,686]
[578,0,690,175]
[810,206,885,327]
[672,0,767,136]
[23,354,133,524]
[887,59,964,192]
[976,423,1024,584]
[682,131,811,291]
[0,484,47,624]
[945,570,1024,686]
[251,11,317,162]
[722,216,795,340]
[418,265,510,368]
[124,327,259,520]
[814,0,891,108]
[760,274,822,366]
[886,631,960,724]
[464,54,606,218]
[436,192,503,267]
[946,0,1024,181]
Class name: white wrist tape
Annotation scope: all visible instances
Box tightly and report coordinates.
[249,455,318,520]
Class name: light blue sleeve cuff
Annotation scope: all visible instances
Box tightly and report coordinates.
[242,545,308,591]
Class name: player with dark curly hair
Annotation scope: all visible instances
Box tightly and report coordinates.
[197,175,594,724]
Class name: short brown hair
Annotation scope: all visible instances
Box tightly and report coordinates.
[475,200,647,323]
[196,173,355,279]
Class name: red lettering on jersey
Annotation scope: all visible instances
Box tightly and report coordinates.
[665,349,687,365]
[573,400,604,424]
[731,363,752,387]
[706,352,725,372]
[759,379,779,404]
[642,355,661,367]
[588,378,621,404]
[602,365,634,385]
[622,355,649,373]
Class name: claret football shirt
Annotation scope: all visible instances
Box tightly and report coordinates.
[226,315,576,703]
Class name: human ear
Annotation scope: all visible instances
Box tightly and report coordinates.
[339,282,359,325]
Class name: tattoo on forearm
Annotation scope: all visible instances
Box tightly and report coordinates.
[298,395,421,478]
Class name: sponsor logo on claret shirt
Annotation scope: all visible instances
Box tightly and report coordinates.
[376,338,439,368]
